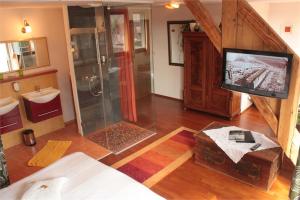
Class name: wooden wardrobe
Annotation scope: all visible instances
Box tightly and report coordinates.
[183,32,240,118]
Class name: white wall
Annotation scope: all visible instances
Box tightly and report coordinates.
[251,2,300,56]
[250,2,270,21]
[152,3,222,99]
[268,2,300,56]
[0,7,75,122]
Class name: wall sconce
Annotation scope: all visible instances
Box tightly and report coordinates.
[21,19,32,33]
[165,2,180,9]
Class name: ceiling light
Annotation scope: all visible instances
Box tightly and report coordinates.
[165,2,180,9]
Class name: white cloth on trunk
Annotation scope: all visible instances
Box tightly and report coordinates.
[203,126,279,163]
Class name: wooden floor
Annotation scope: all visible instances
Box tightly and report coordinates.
[4,95,292,199]
[102,95,292,200]
[5,123,110,183]
[102,95,277,165]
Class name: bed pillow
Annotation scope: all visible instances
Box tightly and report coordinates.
[21,177,68,200]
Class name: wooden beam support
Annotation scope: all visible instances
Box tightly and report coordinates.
[183,0,279,134]
[183,0,222,53]
[237,0,300,155]
[278,55,300,154]
[251,96,278,134]
[222,0,238,48]
[222,0,279,134]
[237,0,287,52]
[185,0,300,155]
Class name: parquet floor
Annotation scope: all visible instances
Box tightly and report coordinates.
[5,95,292,199]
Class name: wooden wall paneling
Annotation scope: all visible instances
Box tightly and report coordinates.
[0,72,65,149]
[185,0,291,138]
[221,0,238,48]
[220,0,279,135]
[217,0,242,117]
[234,1,283,119]
[250,96,278,134]
[278,54,300,154]
[183,0,222,53]
[235,15,279,134]
[237,0,287,52]
[266,97,281,117]
[236,18,252,50]
[233,0,300,154]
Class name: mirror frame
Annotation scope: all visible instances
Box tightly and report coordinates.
[0,37,50,74]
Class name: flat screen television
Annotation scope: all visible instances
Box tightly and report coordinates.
[222,48,293,99]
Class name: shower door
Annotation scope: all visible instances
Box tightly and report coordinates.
[68,6,121,135]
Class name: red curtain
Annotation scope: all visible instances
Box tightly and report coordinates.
[116,52,137,122]
[110,9,137,122]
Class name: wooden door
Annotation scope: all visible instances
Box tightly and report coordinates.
[184,33,207,110]
[205,40,231,116]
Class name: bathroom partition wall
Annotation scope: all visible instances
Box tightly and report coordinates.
[67,5,156,138]
[68,6,121,134]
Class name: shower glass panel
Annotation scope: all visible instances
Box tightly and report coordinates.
[128,6,156,133]
[68,5,156,152]
[68,6,121,134]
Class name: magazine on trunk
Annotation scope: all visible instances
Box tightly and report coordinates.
[228,130,256,143]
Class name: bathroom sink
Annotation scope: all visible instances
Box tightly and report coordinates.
[0,97,19,116]
[22,87,60,104]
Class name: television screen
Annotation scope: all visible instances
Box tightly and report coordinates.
[222,48,293,99]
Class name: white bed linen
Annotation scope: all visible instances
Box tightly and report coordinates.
[0,152,165,200]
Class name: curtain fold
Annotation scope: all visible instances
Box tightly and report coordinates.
[116,51,137,122]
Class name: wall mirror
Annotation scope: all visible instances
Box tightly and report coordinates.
[0,37,50,73]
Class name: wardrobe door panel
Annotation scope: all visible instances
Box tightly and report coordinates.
[183,32,240,118]
[206,42,231,116]
[184,35,207,109]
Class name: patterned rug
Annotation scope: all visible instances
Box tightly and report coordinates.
[86,121,156,155]
[111,127,197,187]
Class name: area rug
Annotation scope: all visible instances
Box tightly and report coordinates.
[86,121,156,155]
[111,127,197,187]
[28,140,72,167]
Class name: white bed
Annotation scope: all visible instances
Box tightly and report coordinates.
[0,152,165,200]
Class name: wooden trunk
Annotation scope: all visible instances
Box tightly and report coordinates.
[193,122,282,190]
[183,32,240,118]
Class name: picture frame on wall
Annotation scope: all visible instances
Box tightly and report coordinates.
[167,20,195,67]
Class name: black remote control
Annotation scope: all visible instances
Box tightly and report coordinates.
[250,143,261,151]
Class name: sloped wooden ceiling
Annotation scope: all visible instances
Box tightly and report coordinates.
[184,0,300,156]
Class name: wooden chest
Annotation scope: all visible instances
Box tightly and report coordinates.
[194,122,282,190]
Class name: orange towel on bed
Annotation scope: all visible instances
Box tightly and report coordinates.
[28,140,72,167]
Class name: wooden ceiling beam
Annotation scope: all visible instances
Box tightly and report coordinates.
[183,0,222,53]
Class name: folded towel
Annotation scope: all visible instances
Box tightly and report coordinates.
[21,177,68,200]
[28,140,72,167]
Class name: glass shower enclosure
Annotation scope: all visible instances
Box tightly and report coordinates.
[66,4,156,155]
[68,6,121,134]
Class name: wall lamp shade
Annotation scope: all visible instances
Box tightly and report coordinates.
[165,2,180,9]
[21,20,32,33]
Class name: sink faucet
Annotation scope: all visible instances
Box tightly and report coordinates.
[34,85,40,92]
